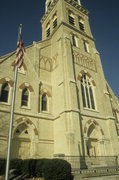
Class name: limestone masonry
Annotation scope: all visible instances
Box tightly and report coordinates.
[0,0,119,172]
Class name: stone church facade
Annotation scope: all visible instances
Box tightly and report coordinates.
[0,0,119,170]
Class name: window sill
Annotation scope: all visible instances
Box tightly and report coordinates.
[83,107,99,113]
[20,106,31,110]
[73,46,80,49]
[40,111,50,114]
[0,101,10,106]
[39,111,54,116]
[84,51,91,55]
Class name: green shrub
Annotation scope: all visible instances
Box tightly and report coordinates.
[28,159,37,177]
[43,159,72,180]
[10,159,22,175]
[35,159,51,178]
[0,158,6,175]
[20,159,30,174]
[0,158,73,180]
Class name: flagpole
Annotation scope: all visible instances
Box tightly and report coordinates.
[5,24,22,180]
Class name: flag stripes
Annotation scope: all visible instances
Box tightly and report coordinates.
[15,35,25,68]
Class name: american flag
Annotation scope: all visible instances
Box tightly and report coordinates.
[15,34,25,68]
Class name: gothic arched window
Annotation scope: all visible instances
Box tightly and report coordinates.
[21,88,29,106]
[41,93,47,111]
[79,17,85,31]
[68,11,75,26]
[46,22,50,37]
[72,34,78,47]
[53,14,57,29]
[83,40,89,53]
[0,83,9,102]
[80,74,95,109]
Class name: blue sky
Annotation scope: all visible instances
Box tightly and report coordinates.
[0,0,119,98]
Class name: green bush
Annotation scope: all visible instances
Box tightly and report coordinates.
[10,159,22,175]
[35,158,51,178]
[0,158,73,180]
[0,158,6,175]
[43,159,72,180]
[28,159,37,177]
[20,159,30,174]
[9,159,38,177]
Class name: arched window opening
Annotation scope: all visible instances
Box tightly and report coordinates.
[46,22,50,37]
[0,83,9,102]
[12,123,30,159]
[48,1,51,8]
[68,11,75,26]
[41,93,47,111]
[72,34,78,47]
[83,40,89,53]
[89,87,95,109]
[79,17,85,31]
[81,83,86,107]
[21,88,29,106]
[53,14,57,29]
[80,74,95,110]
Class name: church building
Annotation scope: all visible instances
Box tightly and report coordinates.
[0,0,119,173]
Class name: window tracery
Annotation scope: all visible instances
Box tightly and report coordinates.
[80,74,95,110]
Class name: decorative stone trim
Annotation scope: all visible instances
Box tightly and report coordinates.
[40,89,52,97]
[14,117,38,136]
[19,83,34,92]
[41,0,88,24]
[41,0,59,23]
[74,51,97,72]
[39,53,58,72]
[0,77,13,86]
[84,119,104,137]
[64,0,89,15]
[77,70,96,86]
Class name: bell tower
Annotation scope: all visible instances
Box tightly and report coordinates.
[40,0,119,164]
[41,0,86,41]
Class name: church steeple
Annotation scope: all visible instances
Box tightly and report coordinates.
[45,0,81,12]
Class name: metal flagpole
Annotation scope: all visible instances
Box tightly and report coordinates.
[5,25,22,180]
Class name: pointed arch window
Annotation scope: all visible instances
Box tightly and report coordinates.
[80,74,95,110]
[79,17,85,32]
[0,83,9,102]
[46,22,50,37]
[21,88,29,106]
[72,34,78,47]
[53,14,57,29]
[68,11,75,26]
[83,40,89,53]
[41,93,47,111]
[48,1,51,8]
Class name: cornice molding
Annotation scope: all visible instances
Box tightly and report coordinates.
[64,0,89,15]
[41,0,59,24]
